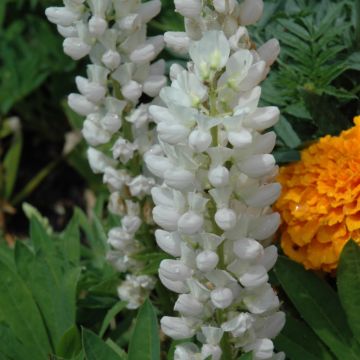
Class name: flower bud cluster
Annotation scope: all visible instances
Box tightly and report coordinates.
[167,0,276,66]
[46,0,165,308]
[145,30,285,359]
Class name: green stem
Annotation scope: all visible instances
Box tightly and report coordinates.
[220,332,232,360]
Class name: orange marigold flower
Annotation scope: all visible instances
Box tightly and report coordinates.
[274,116,360,272]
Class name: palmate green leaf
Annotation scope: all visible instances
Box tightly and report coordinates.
[274,315,334,360]
[128,299,160,360]
[3,130,22,199]
[82,328,123,360]
[0,322,30,360]
[338,240,360,343]
[15,220,81,347]
[277,18,311,41]
[274,256,360,359]
[0,259,52,359]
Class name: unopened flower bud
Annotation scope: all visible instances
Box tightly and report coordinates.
[164,168,195,190]
[57,25,77,37]
[45,7,80,26]
[233,238,263,260]
[159,259,192,282]
[102,49,121,70]
[101,113,122,133]
[238,154,275,178]
[88,15,107,36]
[68,93,97,116]
[164,32,190,54]
[208,166,229,187]
[178,211,204,235]
[189,129,212,152]
[174,0,202,18]
[239,0,264,26]
[153,206,182,231]
[143,75,167,97]
[122,215,142,234]
[215,208,237,230]
[174,294,204,317]
[75,76,106,103]
[122,80,143,103]
[63,37,91,60]
[257,39,280,67]
[196,250,219,272]
[213,0,236,14]
[211,287,234,309]
[155,230,182,257]
[248,213,281,241]
[244,339,274,360]
[239,265,269,288]
[161,317,196,340]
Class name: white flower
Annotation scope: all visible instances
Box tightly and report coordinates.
[189,31,230,80]
[222,312,255,337]
[164,32,190,54]
[239,0,264,26]
[174,343,200,360]
[155,230,182,257]
[45,6,81,26]
[103,167,130,191]
[201,344,222,360]
[87,147,116,174]
[196,250,219,272]
[127,175,155,197]
[174,0,202,18]
[68,93,97,116]
[244,338,274,360]
[161,316,197,340]
[174,294,204,317]
[63,37,91,60]
[159,259,193,282]
[112,138,137,163]
[210,287,234,309]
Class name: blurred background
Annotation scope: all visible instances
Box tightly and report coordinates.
[1,0,359,238]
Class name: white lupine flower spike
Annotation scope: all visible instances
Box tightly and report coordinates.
[145,0,284,355]
[46,0,165,309]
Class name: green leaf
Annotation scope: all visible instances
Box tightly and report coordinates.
[273,149,300,164]
[0,322,30,360]
[61,215,81,264]
[338,240,360,343]
[106,339,128,359]
[22,202,53,234]
[274,116,302,149]
[237,352,252,360]
[56,325,82,358]
[128,299,160,360]
[29,214,54,253]
[3,131,22,199]
[274,256,359,359]
[15,233,81,347]
[82,328,122,360]
[99,301,127,337]
[274,315,334,360]
[0,259,51,359]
